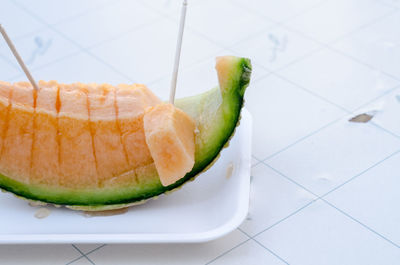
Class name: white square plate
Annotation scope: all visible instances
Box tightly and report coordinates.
[0,109,251,244]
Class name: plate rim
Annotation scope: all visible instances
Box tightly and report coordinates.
[0,109,252,244]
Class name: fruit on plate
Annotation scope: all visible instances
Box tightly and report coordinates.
[0,55,251,211]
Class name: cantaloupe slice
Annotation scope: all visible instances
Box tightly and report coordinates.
[0,56,251,210]
[144,103,195,186]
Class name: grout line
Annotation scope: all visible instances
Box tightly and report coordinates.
[140,0,246,52]
[237,227,290,264]
[322,198,400,248]
[272,72,351,112]
[224,0,329,52]
[370,121,400,140]
[237,227,251,237]
[10,0,137,83]
[328,8,399,46]
[46,0,121,28]
[257,148,400,249]
[261,114,347,162]
[231,0,329,26]
[4,49,83,82]
[65,255,86,265]
[327,45,400,82]
[275,9,400,83]
[262,162,319,197]
[349,85,400,113]
[252,238,290,265]
[319,148,400,199]
[71,244,96,265]
[6,0,120,43]
[252,199,319,238]
[12,0,234,86]
[75,16,165,52]
[85,244,107,256]
[205,238,252,265]
[65,244,107,265]
[282,7,398,48]
[146,46,229,89]
[251,155,263,167]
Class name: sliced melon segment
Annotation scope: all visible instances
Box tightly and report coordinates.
[86,83,130,187]
[0,82,34,185]
[116,84,160,169]
[31,81,59,186]
[58,83,98,188]
[144,103,196,186]
[0,56,252,210]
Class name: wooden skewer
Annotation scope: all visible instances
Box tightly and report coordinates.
[169,0,188,105]
[0,24,40,91]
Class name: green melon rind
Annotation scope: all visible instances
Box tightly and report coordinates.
[0,57,251,210]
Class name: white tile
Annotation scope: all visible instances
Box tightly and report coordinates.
[379,0,400,8]
[90,17,222,84]
[284,0,393,44]
[231,0,324,23]
[0,28,79,72]
[279,48,400,111]
[0,0,44,39]
[209,239,286,265]
[230,25,321,71]
[240,163,317,236]
[15,0,112,25]
[256,200,400,265]
[0,245,80,265]
[8,52,132,84]
[334,12,400,80]
[88,229,248,265]
[267,115,400,196]
[186,0,273,47]
[367,88,400,136]
[54,0,159,48]
[73,244,105,255]
[0,56,20,80]
[325,152,400,246]
[245,74,345,159]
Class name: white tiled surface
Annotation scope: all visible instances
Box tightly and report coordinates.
[255,200,400,265]
[1,0,400,264]
[283,0,394,44]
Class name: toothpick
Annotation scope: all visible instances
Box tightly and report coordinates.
[0,24,40,91]
[169,0,188,105]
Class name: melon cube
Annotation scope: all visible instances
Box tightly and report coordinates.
[143,103,196,186]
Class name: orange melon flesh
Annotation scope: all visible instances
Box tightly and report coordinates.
[58,83,98,188]
[0,82,11,164]
[0,81,197,190]
[144,103,196,186]
[31,81,59,186]
[86,83,131,187]
[0,82,34,184]
[116,84,161,169]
